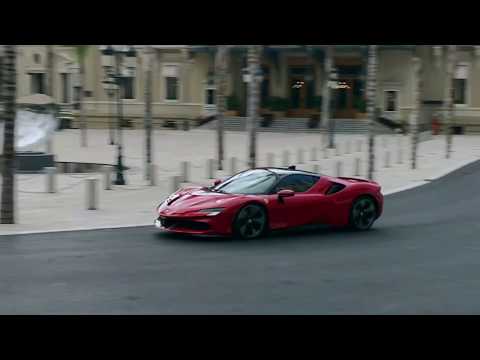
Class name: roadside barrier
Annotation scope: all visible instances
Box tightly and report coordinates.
[45,167,56,193]
[86,177,98,210]
[181,161,189,183]
[103,166,112,190]
[336,161,342,177]
[354,157,361,176]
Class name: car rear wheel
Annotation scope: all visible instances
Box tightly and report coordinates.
[233,204,268,239]
[349,196,377,231]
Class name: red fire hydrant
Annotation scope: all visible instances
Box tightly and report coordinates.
[432,117,440,135]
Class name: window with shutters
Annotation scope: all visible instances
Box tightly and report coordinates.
[123,77,135,99]
[384,90,399,112]
[61,73,71,103]
[163,64,179,101]
[454,63,469,106]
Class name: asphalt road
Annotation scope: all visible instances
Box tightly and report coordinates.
[2,160,480,314]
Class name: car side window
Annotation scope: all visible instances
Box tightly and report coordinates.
[273,175,319,193]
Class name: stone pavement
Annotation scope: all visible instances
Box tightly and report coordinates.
[1,128,480,235]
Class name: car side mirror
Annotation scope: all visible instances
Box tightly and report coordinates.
[213,179,222,186]
[277,189,295,199]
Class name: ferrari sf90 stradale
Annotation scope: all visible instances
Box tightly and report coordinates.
[155,166,383,239]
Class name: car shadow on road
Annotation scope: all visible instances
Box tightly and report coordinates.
[154,224,392,248]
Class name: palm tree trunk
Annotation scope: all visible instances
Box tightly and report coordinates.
[0,51,3,115]
[445,45,456,159]
[46,45,54,154]
[79,57,87,147]
[1,45,17,224]
[215,45,228,171]
[366,45,377,180]
[322,46,333,148]
[144,47,153,180]
[247,45,261,169]
[411,56,422,169]
[47,45,54,97]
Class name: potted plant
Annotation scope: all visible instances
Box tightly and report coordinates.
[225,95,240,116]
[267,97,289,119]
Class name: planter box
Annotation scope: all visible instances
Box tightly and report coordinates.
[308,113,321,129]
[224,110,239,117]
[270,111,286,120]
[261,113,274,127]
[356,112,368,119]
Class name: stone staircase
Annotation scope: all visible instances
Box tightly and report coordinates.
[199,117,394,134]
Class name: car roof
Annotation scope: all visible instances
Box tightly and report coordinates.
[255,167,321,177]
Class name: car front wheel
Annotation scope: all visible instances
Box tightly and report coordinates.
[233,204,268,239]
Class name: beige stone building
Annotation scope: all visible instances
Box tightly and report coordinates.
[12,45,480,133]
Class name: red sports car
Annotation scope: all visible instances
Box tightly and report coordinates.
[155,166,383,239]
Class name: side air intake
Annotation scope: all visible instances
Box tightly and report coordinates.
[326,182,346,195]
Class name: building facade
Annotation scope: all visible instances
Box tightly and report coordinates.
[11,45,480,132]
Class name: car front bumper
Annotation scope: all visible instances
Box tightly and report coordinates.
[154,214,232,236]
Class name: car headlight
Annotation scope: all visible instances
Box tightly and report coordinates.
[198,208,225,216]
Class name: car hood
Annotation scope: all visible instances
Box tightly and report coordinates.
[161,186,243,214]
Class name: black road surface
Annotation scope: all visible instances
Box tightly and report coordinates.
[2,160,480,314]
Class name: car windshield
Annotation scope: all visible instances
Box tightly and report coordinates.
[212,169,277,195]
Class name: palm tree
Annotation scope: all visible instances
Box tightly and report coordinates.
[47,45,55,97]
[46,45,54,154]
[366,45,377,180]
[445,45,456,159]
[0,48,3,176]
[144,46,154,180]
[247,45,262,169]
[1,45,17,224]
[321,45,334,149]
[72,46,89,147]
[215,45,229,171]
[411,56,422,169]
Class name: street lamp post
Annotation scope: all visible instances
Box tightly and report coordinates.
[102,78,117,145]
[100,45,137,186]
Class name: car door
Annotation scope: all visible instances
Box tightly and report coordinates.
[267,174,332,228]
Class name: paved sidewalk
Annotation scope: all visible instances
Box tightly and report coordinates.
[1,128,479,235]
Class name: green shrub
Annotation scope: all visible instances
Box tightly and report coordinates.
[312,96,323,110]
[226,95,240,111]
[354,97,367,112]
[267,97,290,111]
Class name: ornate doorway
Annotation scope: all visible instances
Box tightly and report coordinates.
[332,61,365,119]
[287,66,315,117]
